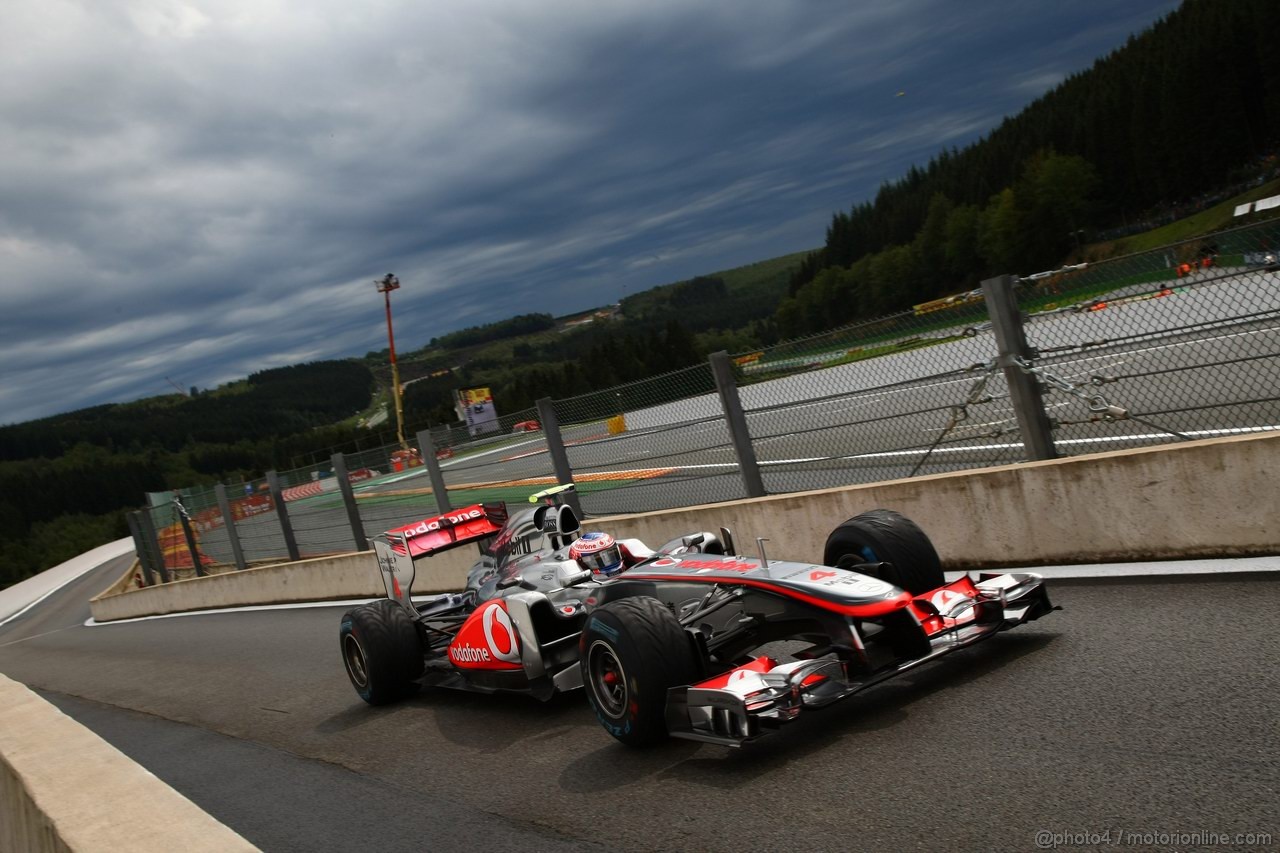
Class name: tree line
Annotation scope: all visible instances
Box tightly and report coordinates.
[0,361,379,588]
[8,0,1280,588]
[401,316,708,422]
[780,0,1280,334]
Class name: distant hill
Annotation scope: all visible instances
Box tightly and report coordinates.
[10,0,1279,590]
[778,0,1280,336]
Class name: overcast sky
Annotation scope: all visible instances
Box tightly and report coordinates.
[0,0,1180,425]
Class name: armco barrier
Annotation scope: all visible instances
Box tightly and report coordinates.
[0,673,257,853]
[90,431,1279,622]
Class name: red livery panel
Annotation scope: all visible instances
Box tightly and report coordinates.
[386,503,506,558]
[909,576,983,636]
[447,600,524,670]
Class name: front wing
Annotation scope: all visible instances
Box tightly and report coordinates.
[664,572,1054,747]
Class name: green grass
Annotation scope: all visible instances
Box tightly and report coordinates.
[292,476,652,512]
[715,249,813,295]
[1097,177,1280,256]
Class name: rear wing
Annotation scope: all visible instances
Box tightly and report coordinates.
[382,503,508,559]
[373,503,507,610]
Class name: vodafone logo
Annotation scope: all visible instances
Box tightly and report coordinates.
[448,601,523,668]
[482,603,521,663]
[449,644,491,663]
[403,508,483,538]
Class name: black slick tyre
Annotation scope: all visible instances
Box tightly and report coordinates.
[822,509,944,594]
[580,597,698,747]
[339,598,424,705]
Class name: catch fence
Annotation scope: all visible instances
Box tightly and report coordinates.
[128,218,1280,583]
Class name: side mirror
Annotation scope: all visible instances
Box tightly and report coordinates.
[557,564,593,587]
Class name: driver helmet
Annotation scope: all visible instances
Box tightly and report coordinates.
[569,532,624,578]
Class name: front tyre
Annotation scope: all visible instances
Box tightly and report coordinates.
[580,597,698,747]
[340,598,424,705]
[823,509,944,594]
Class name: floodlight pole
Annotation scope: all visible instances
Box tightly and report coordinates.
[376,273,408,450]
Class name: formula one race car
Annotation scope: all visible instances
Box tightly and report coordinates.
[339,486,1055,747]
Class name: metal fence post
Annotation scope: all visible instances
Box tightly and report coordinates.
[330,453,368,551]
[266,470,302,562]
[174,497,207,577]
[415,428,453,513]
[534,397,584,517]
[136,509,170,583]
[709,351,766,498]
[981,274,1058,461]
[214,483,248,570]
[126,512,156,586]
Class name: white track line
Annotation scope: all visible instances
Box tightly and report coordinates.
[83,594,450,627]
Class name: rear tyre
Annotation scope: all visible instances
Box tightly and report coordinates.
[823,509,944,594]
[340,598,424,705]
[580,597,699,747]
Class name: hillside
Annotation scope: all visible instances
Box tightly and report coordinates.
[7,0,1280,590]
[779,0,1280,335]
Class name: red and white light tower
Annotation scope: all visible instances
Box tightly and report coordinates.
[375,273,407,450]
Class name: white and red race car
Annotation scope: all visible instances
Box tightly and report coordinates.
[339,487,1055,747]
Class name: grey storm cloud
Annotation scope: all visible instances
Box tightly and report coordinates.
[0,0,1180,425]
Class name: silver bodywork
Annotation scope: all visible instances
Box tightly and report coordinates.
[662,571,1052,746]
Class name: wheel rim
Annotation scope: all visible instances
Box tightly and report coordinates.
[343,633,369,688]
[587,639,628,719]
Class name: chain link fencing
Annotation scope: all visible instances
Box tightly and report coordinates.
[131,218,1280,582]
[733,305,1014,494]
[552,363,724,516]
[1014,218,1280,454]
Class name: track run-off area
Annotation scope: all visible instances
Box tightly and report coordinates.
[1,552,1277,851]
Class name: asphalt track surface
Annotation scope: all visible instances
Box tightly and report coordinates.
[2,555,1277,851]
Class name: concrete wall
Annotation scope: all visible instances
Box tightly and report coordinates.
[90,431,1280,622]
[0,673,257,853]
[594,431,1279,568]
[89,545,484,623]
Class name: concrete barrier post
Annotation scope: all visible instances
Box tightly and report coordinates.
[534,397,584,517]
[214,484,248,571]
[709,350,766,498]
[266,470,302,562]
[982,274,1057,461]
[416,428,452,513]
[330,453,368,550]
